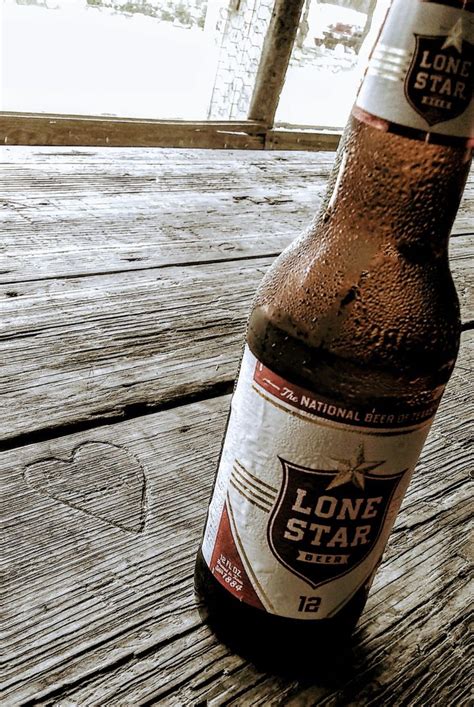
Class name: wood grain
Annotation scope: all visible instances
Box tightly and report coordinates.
[2,331,472,705]
[0,258,264,444]
[24,441,147,534]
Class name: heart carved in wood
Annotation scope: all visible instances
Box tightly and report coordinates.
[24,441,147,533]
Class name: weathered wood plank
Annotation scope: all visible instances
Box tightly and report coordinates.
[2,331,472,705]
[0,147,330,283]
[0,117,342,151]
[0,259,265,444]
[2,197,470,284]
[0,187,324,284]
[0,115,266,150]
[0,148,471,282]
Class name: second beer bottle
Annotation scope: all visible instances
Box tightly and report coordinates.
[195,0,473,663]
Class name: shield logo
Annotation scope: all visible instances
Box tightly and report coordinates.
[405,32,474,126]
[267,456,405,589]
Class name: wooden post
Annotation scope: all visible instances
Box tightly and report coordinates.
[248,0,306,127]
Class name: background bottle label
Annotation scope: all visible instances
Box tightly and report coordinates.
[355,0,474,141]
[201,346,439,620]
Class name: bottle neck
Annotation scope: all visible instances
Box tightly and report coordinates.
[317,114,471,257]
[324,0,474,257]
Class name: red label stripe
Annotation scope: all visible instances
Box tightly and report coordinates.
[253,360,439,429]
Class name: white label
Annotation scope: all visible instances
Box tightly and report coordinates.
[202,346,436,620]
[356,0,474,139]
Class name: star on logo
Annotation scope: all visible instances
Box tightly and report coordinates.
[325,445,385,491]
[441,18,464,53]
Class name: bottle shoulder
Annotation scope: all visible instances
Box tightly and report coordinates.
[257,229,459,337]
[248,236,460,403]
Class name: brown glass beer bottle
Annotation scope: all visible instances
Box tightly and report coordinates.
[195,0,473,662]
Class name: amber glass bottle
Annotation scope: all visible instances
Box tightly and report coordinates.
[195,0,473,664]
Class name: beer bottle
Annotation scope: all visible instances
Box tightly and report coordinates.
[195,0,473,662]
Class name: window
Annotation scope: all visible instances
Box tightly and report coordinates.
[2,0,220,119]
[0,0,382,147]
[276,0,376,129]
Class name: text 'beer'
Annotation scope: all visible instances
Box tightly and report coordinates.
[195,0,473,657]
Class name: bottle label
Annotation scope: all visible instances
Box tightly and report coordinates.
[201,346,439,620]
[355,0,474,142]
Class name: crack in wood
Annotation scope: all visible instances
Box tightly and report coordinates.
[0,381,234,453]
[0,252,281,287]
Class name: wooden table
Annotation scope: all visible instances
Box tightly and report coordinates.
[2,147,472,705]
